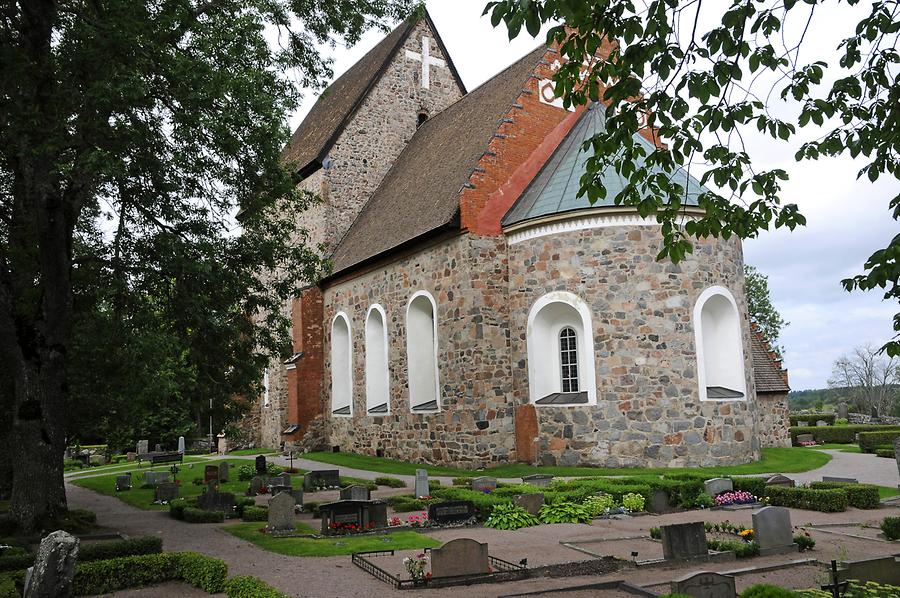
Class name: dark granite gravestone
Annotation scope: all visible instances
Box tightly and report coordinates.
[648,488,672,513]
[218,461,230,482]
[115,474,131,492]
[255,455,267,475]
[339,484,371,501]
[267,492,295,532]
[197,489,236,513]
[752,506,797,556]
[290,489,304,507]
[765,474,795,488]
[154,482,179,503]
[204,465,219,485]
[471,476,497,493]
[823,476,858,484]
[23,530,79,598]
[660,522,709,562]
[671,571,737,598]
[514,493,543,516]
[303,469,340,491]
[430,538,489,578]
[319,500,388,535]
[248,476,266,496]
[428,500,476,525]
[521,474,554,487]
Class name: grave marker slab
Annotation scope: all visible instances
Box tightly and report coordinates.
[23,530,79,598]
[671,571,736,598]
[204,465,219,485]
[177,436,185,454]
[822,476,858,484]
[115,474,131,492]
[248,476,267,496]
[660,522,708,562]
[428,500,476,525]
[304,469,340,491]
[703,478,733,497]
[521,474,554,487]
[218,461,230,482]
[414,469,429,498]
[796,433,814,444]
[765,474,795,488]
[143,471,171,486]
[648,488,672,513]
[267,492,295,532]
[752,506,797,556]
[197,490,235,513]
[514,493,544,516]
[471,476,497,493]
[154,482,179,503]
[319,500,387,535]
[136,440,149,454]
[255,455,267,475]
[430,538,489,578]
[797,421,808,427]
[126,452,136,462]
[816,420,828,427]
[838,402,849,419]
[339,485,371,501]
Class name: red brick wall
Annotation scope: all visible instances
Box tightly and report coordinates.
[286,288,324,441]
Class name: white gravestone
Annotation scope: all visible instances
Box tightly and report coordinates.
[703,477,733,497]
[414,469,429,498]
[177,436,185,454]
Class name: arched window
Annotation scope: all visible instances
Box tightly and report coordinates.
[365,305,390,414]
[331,312,353,416]
[262,368,270,408]
[416,111,429,128]
[693,286,747,401]
[527,292,597,405]
[406,291,440,412]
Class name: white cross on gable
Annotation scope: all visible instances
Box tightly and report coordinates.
[405,36,446,90]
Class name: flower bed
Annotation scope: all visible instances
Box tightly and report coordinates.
[714,490,758,507]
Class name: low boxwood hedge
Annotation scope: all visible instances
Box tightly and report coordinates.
[430,487,510,518]
[809,482,880,509]
[881,516,900,540]
[234,496,255,518]
[789,414,835,426]
[876,447,896,458]
[73,552,227,595]
[0,536,163,573]
[858,430,900,453]
[225,575,289,598]
[182,507,225,524]
[790,424,900,445]
[242,506,268,522]
[373,476,406,488]
[766,486,848,512]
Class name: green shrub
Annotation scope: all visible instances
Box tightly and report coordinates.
[732,477,767,498]
[428,480,442,491]
[183,507,225,524]
[583,494,617,516]
[390,498,427,512]
[64,459,85,470]
[794,533,815,551]
[452,477,471,487]
[234,496,256,518]
[242,506,268,522]
[538,501,592,524]
[706,538,759,558]
[809,482,880,509]
[876,447,896,458]
[858,430,900,453]
[881,516,900,540]
[225,575,289,598]
[338,477,376,491]
[237,464,256,481]
[740,583,800,597]
[0,554,31,574]
[649,526,661,539]
[789,424,900,445]
[766,487,847,512]
[484,504,540,530]
[73,552,228,595]
[304,501,320,517]
[789,414,835,427]
[431,487,510,519]
[79,536,163,562]
[173,552,228,593]
[169,498,198,520]
[621,492,645,512]
[374,477,406,488]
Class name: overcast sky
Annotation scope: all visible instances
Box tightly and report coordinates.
[287,1,898,391]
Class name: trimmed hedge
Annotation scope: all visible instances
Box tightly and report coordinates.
[789,414,835,426]
[182,508,225,524]
[234,496,256,518]
[242,506,268,522]
[881,516,900,540]
[766,487,847,512]
[809,482,880,509]
[858,430,900,453]
[225,575,290,598]
[430,487,510,518]
[73,552,227,595]
[169,497,197,520]
[876,447,896,458]
[790,424,900,444]
[373,476,406,488]
[0,536,163,573]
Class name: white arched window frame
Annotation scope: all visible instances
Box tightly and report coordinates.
[406,290,440,412]
[693,285,748,402]
[365,304,391,414]
[526,291,597,405]
[330,312,353,417]
[262,368,270,408]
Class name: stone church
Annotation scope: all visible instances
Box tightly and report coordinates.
[246,10,791,468]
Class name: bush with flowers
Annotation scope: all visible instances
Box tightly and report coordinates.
[798,440,820,447]
[388,516,403,527]
[406,512,430,528]
[714,490,757,506]
[327,521,378,535]
[403,553,429,582]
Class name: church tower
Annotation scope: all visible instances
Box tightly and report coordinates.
[254,10,466,448]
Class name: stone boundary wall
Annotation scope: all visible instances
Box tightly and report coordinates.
[847,413,900,425]
[757,393,791,447]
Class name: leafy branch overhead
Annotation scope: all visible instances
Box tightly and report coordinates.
[484,0,899,353]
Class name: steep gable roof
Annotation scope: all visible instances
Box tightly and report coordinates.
[329,45,548,275]
[751,327,790,394]
[282,12,465,178]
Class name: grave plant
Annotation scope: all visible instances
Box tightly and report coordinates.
[484,504,540,530]
[881,515,900,540]
[538,501,592,524]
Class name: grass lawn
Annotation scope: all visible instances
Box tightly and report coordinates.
[810,444,862,453]
[65,455,213,478]
[303,447,831,478]
[228,448,280,456]
[69,460,304,510]
[224,521,440,556]
[878,486,900,500]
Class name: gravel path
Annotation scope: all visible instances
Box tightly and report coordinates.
[786,449,900,487]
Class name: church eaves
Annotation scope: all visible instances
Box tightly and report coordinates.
[281,12,465,179]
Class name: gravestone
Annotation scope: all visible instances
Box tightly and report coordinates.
[248,476,266,496]
[319,500,388,535]
[837,555,900,585]
[796,433,814,444]
[339,484,371,501]
[303,469,340,491]
[154,443,162,453]
[521,474,554,487]
[660,522,708,562]
[217,433,228,455]
[797,421,808,427]
[816,420,828,427]
[115,474,131,492]
[752,506,797,556]
[271,485,292,497]
[89,454,106,466]
[430,538,489,578]
[255,455,267,475]
[765,474,795,488]
[204,465,219,485]
[823,476,858,484]
[136,439,149,454]
[671,571,737,598]
[648,488,673,513]
[471,476,497,493]
[197,489,235,513]
[703,478,733,497]
[270,473,291,487]
[428,500,476,525]
[290,489,304,507]
[154,482,179,503]
[414,469,429,498]
[126,452,137,462]
[218,461,230,482]
[838,402,849,420]
[267,491,295,532]
[514,493,544,516]
[143,471,170,486]
[177,436,185,454]
[23,530,80,598]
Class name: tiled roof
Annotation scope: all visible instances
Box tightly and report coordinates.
[751,328,790,394]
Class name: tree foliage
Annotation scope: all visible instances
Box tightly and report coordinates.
[829,344,900,417]
[484,0,900,353]
[0,0,413,530]
[744,264,788,358]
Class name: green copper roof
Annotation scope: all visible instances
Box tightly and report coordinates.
[502,103,705,227]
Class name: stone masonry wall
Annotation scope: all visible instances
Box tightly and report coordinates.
[323,234,516,467]
[506,225,759,468]
[757,393,791,447]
